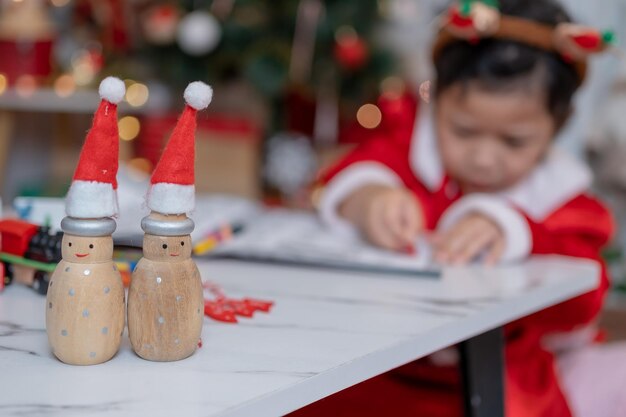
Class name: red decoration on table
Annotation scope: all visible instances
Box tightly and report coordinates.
[204,300,238,323]
[202,281,274,324]
[244,298,275,313]
[223,299,255,318]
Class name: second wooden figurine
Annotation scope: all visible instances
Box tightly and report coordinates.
[127,82,212,361]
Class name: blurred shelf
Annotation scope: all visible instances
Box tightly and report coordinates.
[0,88,146,114]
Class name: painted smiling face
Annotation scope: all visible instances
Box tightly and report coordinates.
[143,234,192,262]
[61,234,114,264]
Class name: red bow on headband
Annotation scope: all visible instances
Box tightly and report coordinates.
[442,0,614,61]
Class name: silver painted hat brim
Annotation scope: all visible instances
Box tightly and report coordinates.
[61,217,117,237]
[141,216,195,236]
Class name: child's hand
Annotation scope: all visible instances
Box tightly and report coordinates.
[339,185,423,252]
[432,213,505,265]
[364,188,423,252]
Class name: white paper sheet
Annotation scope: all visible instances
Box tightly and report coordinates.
[209,209,440,277]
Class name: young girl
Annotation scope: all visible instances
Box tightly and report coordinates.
[304,0,615,416]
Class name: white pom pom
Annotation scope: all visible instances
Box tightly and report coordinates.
[99,77,126,104]
[184,81,213,110]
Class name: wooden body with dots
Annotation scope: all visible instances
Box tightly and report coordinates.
[46,234,125,365]
[127,230,204,361]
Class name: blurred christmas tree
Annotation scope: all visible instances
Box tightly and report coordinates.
[1,0,400,202]
[113,0,401,202]
[109,0,398,134]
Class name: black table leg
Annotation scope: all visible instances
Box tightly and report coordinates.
[459,327,505,417]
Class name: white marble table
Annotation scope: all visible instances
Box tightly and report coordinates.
[0,256,599,417]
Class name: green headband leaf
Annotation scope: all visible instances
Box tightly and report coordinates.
[459,0,499,17]
[460,0,472,16]
[481,0,499,8]
[602,30,615,45]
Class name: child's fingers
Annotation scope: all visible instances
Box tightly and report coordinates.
[437,219,484,257]
[381,200,418,250]
[435,220,492,263]
[367,220,396,250]
[383,201,409,245]
[484,239,506,266]
[451,228,498,264]
[368,206,404,251]
[400,198,422,241]
[376,222,404,250]
[433,227,463,263]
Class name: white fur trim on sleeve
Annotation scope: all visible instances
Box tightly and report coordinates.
[147,183,195,215]
[318,162,403,237]
[98,77,126,104]
[184,81,213,110]
[439,194,532,263]
[66,181,119,218]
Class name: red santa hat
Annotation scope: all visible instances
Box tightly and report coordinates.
[146,81,213,215]
[65,76,125,219]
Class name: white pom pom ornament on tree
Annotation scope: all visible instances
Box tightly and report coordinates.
[177,11,221,56]
[265,133,317,197]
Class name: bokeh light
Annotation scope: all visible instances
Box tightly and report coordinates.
[15,75,37,98]
[126,83,149,107]
[356,104,382,129]
[0,74,7,96]
[54,74,76,98]
[118,116,141,141]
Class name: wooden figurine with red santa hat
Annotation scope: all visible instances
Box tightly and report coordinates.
[46,77,126,366]
[127,81,212,362]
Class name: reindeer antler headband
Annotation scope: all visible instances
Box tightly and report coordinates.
[432,0,615,85]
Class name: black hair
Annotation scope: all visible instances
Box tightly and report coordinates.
[434,0,580,128]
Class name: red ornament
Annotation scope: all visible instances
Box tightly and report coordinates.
[244,298,274,313]
[222,299,255,318]
[202,280,275,323]
[334,36,369,71]
[204,300,238,323]
[142,4,180,45]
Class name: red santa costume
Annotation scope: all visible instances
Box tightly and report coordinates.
[302,92,613,417]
